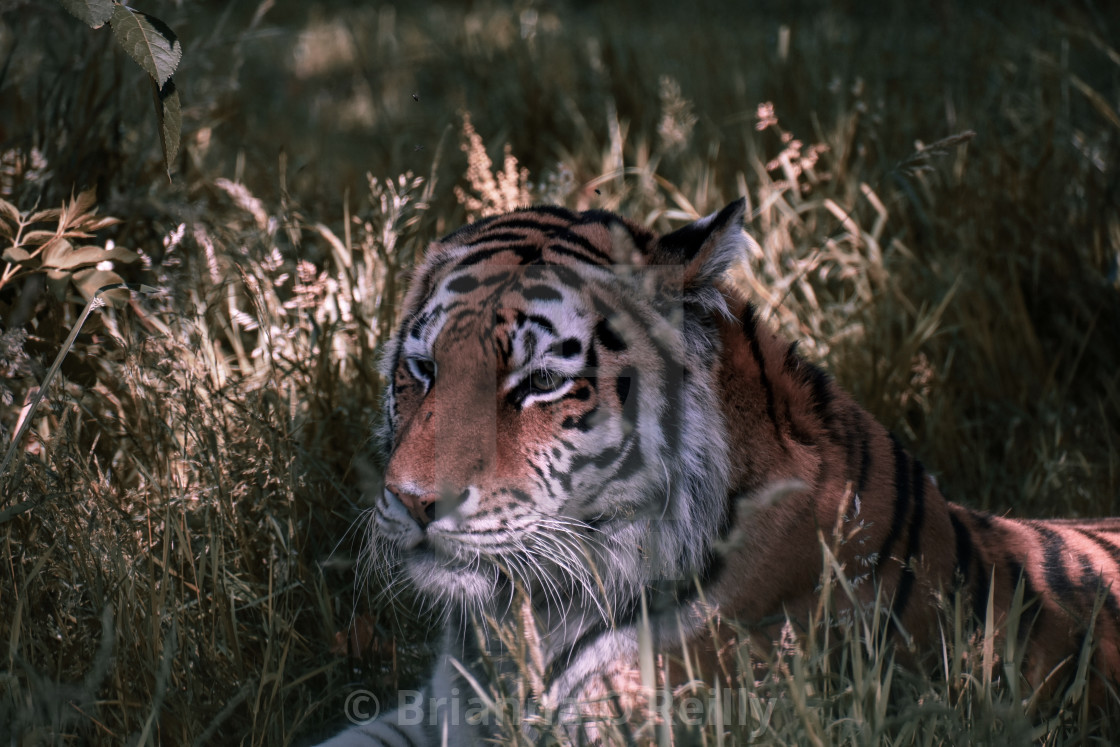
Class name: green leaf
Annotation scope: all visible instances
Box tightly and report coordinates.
[151,77,181,177]
[59,0,114,28]
[110,6,182,87]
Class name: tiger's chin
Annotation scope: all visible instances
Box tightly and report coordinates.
[400,545,495,607]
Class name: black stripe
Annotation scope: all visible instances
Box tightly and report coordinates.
[445,274,479,294]
[1035,524,1080,606]
[612,434,645,482]
[1077,561,1120,626]
[408,304,445,339]
[595,317,628,352]
[892,458,927,621]
[585,339,599,372]
[805,363,834,423]
[494,325,513,362]
[618,364,638,409]
[485,218,564,234]
[548,459,572,493]
[783,340,800,372]
[616,367,633,409]
[458,241,542,266]
[505,377,532,408]
[661,360,685,455]
[783,340,839,452]
[590,292,674,374]
[540,241,610,266]
[480,271,509,286]
[523,284,564,303]
[1075,527,1120,569]
[1081,529,1120,623]
[554,227,614,261]
[876,435,911,571]
[1030,524,1075,600]
[695,543,726,585]
[568,445,621,474]
[528,460,557,498]
[575,209,652,258]
[464,230,533,247]
[562,408,601,432]
[1070,630,1090,676]
[548,264,586,291]
[522,329,539,357]
[567,383,592,401]
[525,313,556,334]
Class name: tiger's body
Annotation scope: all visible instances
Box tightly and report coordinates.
[319,201,1120,746]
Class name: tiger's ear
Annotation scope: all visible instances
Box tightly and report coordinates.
[640,199,748,314]
[654,199,748,286]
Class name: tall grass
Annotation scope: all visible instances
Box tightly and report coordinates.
[0,0,1117,743]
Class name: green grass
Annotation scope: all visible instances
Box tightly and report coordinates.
[1,0,1118,743]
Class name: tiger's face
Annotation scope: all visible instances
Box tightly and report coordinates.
[378,263,675,606]
[370,204,744,613]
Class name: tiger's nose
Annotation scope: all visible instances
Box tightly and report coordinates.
[386,483,440,527]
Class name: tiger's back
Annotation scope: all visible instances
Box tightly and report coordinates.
[319,201,1120,746]
[709,285,1120,694]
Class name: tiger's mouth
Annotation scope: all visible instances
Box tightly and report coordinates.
[407,533,475,565]
[399,536,500,604]
[377,484,622,606]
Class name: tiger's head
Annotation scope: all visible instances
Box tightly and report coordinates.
[371,201,748,618]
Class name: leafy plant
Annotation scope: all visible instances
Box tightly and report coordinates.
[0,188,136,304]
[58,0,182,177]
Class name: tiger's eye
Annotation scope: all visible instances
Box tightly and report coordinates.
[410,357,436,381]
[529,370,560,393]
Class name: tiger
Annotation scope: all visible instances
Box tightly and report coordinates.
[317,200,1120,746]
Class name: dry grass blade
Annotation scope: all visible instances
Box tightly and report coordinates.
[0,283,156,494]
[1069,75,1120,133]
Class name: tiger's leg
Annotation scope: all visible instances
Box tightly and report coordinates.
[315,701,432,747]
[317,655,487,747]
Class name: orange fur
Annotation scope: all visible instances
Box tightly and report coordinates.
[701,274,1120,707]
